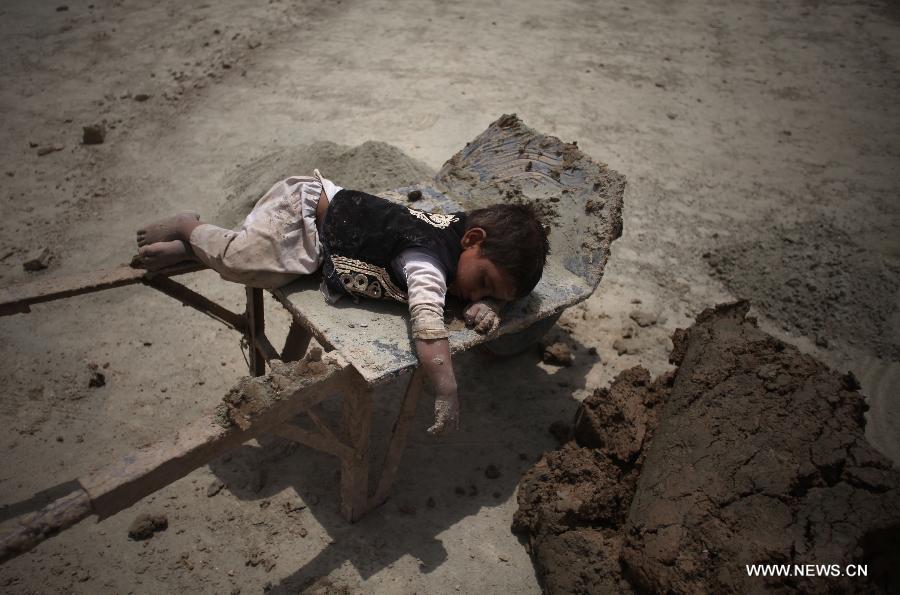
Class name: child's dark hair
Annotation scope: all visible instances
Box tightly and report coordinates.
[466,203,549,298]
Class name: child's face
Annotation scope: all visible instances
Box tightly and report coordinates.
[449,228,517,304]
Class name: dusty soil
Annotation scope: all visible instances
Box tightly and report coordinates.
[707,218,900,360]
[1,0,898,593]
[514,302,900,594]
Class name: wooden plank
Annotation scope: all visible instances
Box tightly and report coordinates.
[246,287,266,376]
[281,319,312,362]
[144,275,246,331]
[253,332,280,364]
[339,386,373,522]
[370,368,426,509]
[306,404,342,446]
[271,423,353,461]
[0,488,93,564]
[80,352,355,520]
[0,261,205,316]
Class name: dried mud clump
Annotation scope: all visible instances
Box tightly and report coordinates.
[127,513,168,540]
[512,367,671,594]
[214,349,336,429]
[514,301,900,594]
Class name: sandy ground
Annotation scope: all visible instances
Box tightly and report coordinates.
[1,0,898,593]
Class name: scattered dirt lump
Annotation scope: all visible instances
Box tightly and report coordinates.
[127,513,168,540]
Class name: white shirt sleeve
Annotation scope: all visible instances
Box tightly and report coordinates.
[392,248,449,340]
[314,169,343,201]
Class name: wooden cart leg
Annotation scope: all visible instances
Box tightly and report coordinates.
[370,368,426,509]
[281,319,312,363]
[339,386,373,522]
[245,287,266,376]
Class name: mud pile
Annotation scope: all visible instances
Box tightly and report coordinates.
[513,301,900,594]
[512,366,671,594]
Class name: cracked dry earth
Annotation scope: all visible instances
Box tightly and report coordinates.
[513,302,900,594]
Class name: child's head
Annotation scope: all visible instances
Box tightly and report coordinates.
[451,203,549,303]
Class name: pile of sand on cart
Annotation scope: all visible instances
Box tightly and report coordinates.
[513,301,900,594]
[216,140,436,228]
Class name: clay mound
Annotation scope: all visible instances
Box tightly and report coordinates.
[572,366,669,467]
[216,140,435,228]
[512,367,672,594]
[513,301,900,594]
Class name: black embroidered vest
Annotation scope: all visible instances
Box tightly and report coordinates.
[319,189,467,303]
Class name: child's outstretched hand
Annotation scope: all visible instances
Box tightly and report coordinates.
[465,299,504,335]
[426,389,459,435]
[415,337,460,435]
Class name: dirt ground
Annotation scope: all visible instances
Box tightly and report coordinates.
[1,1,898,593]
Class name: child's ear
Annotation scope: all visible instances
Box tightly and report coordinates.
[461,227,486,248]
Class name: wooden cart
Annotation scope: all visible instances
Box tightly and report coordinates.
[0,115,624,563]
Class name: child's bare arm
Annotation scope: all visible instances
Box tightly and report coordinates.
[415,338,459,435]
[395,251,459,433]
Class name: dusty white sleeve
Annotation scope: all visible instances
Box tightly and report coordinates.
[393,249,448,340]
[313,168,343,201]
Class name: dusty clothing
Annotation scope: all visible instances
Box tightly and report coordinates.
[392,249,450,340]
[188,172,454,339]
[189,174,332,289]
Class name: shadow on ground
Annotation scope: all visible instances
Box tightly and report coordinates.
[207,331,595,591]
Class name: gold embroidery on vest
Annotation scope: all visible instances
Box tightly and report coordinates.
[330,255,408,303]
[407,208,459,229]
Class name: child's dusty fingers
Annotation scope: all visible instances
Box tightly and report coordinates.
[476,313,497,334]
[427,415,454,436]
[449,401,460,430]
[429,399,453,435]
[487,315,501,334]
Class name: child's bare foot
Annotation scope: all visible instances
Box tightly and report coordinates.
[136,240,193,270]
[136,212,200,247]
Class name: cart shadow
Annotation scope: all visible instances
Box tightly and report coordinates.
[208,331,598,590]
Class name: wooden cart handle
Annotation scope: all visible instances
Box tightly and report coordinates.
[0,488,93,564]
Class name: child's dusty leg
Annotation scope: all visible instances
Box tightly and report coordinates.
[187,223,301,289]
[136,212,200,247]
[137,240,193,270]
